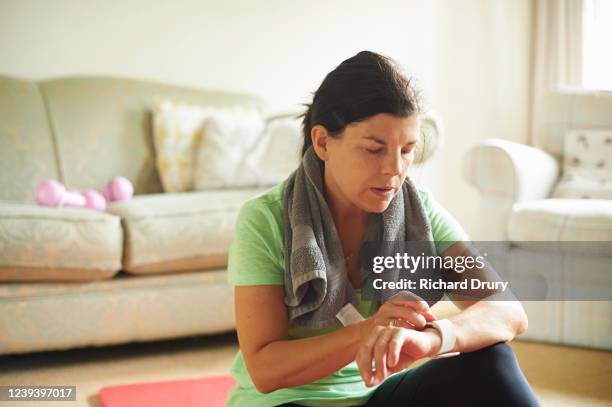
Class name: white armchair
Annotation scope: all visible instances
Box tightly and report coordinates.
[462,139,560,240]
[462,139,612,350]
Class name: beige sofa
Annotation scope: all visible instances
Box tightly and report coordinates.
[0,75,272,355]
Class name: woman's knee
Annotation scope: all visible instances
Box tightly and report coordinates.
[471,342,540,405]
[371,342,538,406]
[425,342,517,378]
[452,342,522,384]
[474,342,515,360]
[464,341,516,366]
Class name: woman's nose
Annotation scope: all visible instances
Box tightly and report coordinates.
[382,151,403,176]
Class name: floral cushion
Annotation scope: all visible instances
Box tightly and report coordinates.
[552,129,612,199]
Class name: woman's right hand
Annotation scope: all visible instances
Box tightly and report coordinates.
[357,293,436,340]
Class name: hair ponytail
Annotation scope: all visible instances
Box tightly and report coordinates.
[299,103,313,156]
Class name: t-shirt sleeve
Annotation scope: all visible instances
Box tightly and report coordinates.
[227,199,285,286]
[419,189,470,255]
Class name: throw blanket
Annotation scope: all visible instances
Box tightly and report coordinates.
[282,145,439,329]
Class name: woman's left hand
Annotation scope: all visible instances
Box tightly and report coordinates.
[355,325,442,387]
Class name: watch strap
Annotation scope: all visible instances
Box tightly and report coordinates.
[425,319,460,358]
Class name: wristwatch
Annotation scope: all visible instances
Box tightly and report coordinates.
[424,319,461,359]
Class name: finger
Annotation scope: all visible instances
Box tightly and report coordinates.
[388,291,430,312]
[386,328,405,370]
[356,342,373,385]
[384,303,427,329]
[356,345,373,386]
[373,328,394,382]
[423,310,437,322]
[356,349,374,386]
[389,298,430,313]
[356,326,383,385]
[401,311,427,329]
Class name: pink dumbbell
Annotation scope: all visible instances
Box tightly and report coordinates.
[35,180,107,212]
[102,176,134,202]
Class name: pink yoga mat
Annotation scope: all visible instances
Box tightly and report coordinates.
[99,375,236,407]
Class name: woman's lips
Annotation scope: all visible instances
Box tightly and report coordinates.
[371,187,394,198]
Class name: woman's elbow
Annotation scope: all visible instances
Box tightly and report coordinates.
[252,373,280,395]
[515,308,528,336]
[494,301,528,341]
[247,359,282,394]
[510,302,528,337]
[253,380,272,395]
[252,376,276,394]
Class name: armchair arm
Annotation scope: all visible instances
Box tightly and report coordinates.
[462,139,560,203]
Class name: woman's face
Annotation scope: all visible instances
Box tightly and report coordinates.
[313,113,420,215]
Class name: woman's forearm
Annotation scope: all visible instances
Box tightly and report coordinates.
[436,242,527,353]
[249,298,527,393]
[251,322,363,394]
[447,300,528,353]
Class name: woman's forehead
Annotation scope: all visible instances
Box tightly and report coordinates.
[349,114,420,143]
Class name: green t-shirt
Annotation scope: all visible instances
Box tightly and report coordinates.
[225,178,469,407]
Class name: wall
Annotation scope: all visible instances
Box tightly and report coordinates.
[0,0,532,237]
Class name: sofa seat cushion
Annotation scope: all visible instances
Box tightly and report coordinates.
[0,201,123,282]
[0,269,235,355]
[107,188,267,274]
[507,198,612,245]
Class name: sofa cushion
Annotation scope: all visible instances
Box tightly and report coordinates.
[194,106,266,189]
[0,201,123,282]
[194,111,303,190]
[507,199,612,244]
[552,129,612,199]
[0,76,61,203]
[106,188,267,274]
[153,98,235,193]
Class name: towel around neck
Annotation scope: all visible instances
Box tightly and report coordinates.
[282,145,438,329]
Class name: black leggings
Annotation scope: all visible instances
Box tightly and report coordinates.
[279,342,540,407]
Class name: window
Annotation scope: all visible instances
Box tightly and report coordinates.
[582,0,612,91]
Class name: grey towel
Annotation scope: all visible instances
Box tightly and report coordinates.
[282,145,438,329]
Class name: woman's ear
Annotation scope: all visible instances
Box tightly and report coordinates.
[311,124,330,161]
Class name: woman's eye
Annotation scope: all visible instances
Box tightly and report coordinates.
[364,148,414,156]
[365,148,383,154]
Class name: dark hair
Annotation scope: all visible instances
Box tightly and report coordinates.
[299,50,422,157]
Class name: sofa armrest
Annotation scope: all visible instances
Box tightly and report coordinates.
[462,139,560,203]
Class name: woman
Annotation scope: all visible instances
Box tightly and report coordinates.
[225,50,539,406]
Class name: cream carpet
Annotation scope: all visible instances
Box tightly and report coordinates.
[0,333,610,407]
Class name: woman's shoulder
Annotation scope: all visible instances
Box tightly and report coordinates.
[238,178,287,228]
[228,179,288,286]
[413,185,470,253]
[415,186,434,210]
[247,178,286,207]
[233,178,288,258]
